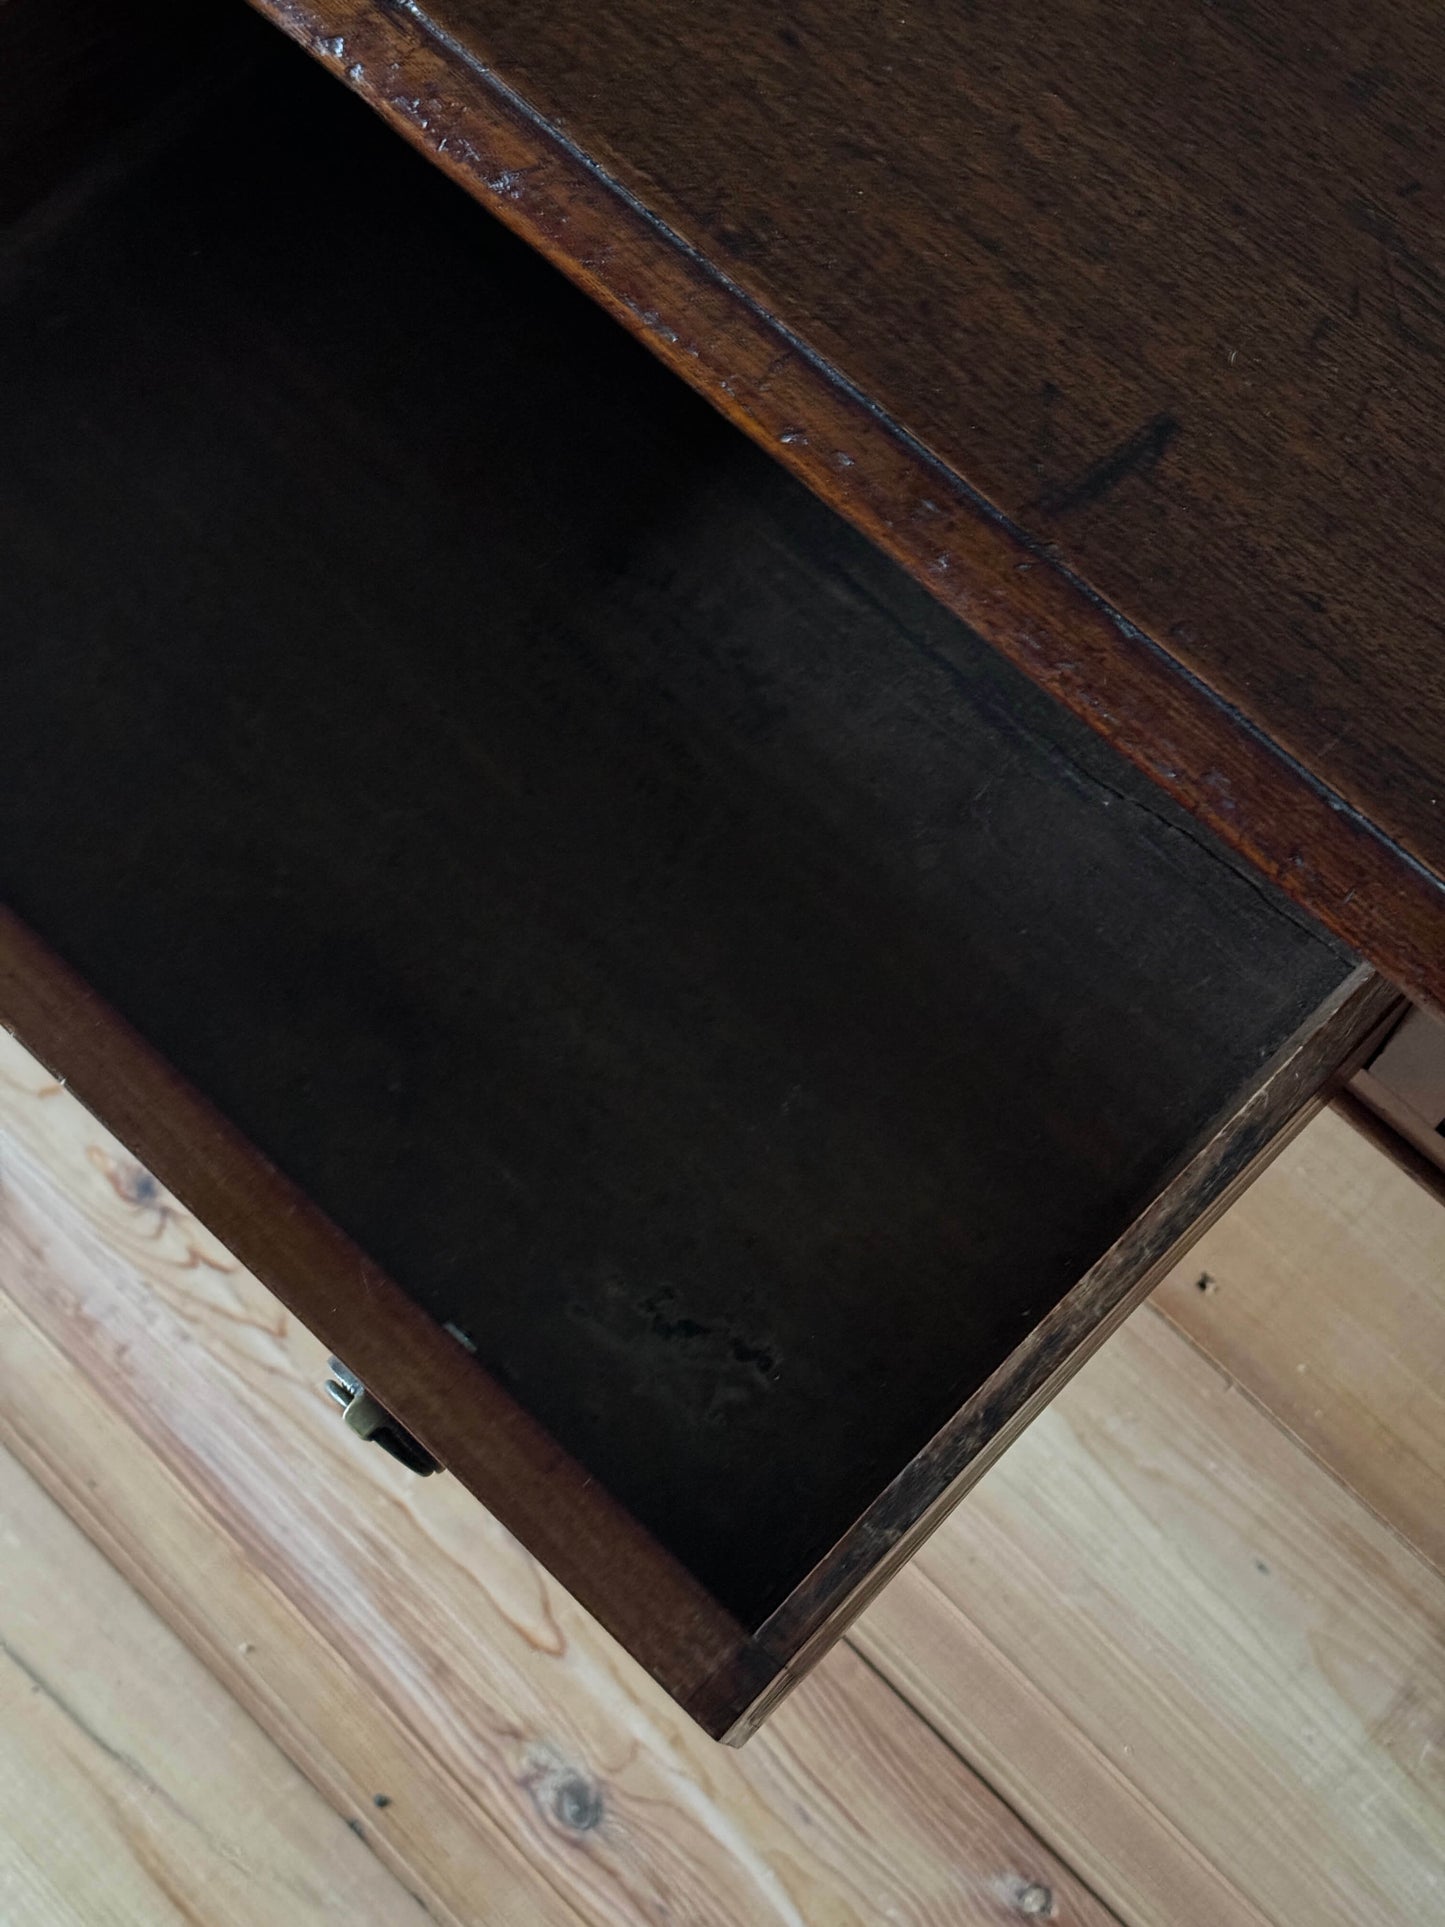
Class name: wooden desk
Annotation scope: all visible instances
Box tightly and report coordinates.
[251,0,1445,1017]
[0,0,1433,1737]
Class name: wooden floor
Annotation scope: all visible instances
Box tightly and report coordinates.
[1,1028,1442,1925]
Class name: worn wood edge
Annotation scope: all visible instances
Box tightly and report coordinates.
[713,966,1402,1742]
[0,905,777,1738]
[240,0,1445,1016]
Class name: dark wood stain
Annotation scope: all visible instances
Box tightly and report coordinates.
[0,908,779,1738]
[0,17,1387,1734]
[247,0,1445,1015]
[735,967,1399,1737]
[1032,415,1182,519]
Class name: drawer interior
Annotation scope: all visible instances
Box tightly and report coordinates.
[1,20,1360,1654]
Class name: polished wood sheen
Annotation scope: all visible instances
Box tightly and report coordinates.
[251,0,1445,1014]
[0,13,1404,1735]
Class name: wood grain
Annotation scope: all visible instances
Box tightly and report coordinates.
[748,966,1396,1718]
[1153,1101,1445,1579]
[855,1305,1445,1927]
[0,1030,1115,1927]
[248,0,1445,1013]
[0,910,773,1743]
[0,1444,423,1925]
[5,980,1442,1926]
[0,18,1366,1726]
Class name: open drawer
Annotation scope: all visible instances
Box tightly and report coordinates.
[0,11,1397,1739]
